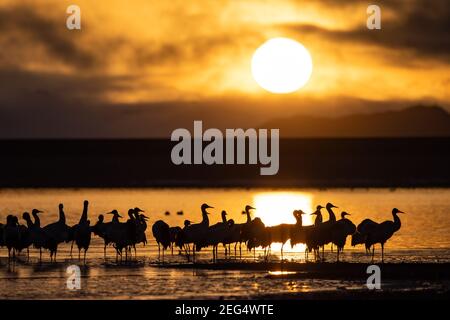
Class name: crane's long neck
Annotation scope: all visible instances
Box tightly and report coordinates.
[59,207,66,224]
[245,210,251,223]
[201,209,209,226]
[295,215,303,227]
[221,212,227,223]
[326,207,336,222]
[32,213,41,228]
[314,211,323,225]
[393,212,401,232]
[25,216,34,228]
[80,203,88,224]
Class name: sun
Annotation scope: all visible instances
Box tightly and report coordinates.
[251,37,313,94]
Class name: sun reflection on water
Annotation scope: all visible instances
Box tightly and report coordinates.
[253,192,314,253]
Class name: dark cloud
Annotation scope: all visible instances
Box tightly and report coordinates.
[0,5,98,68]
[285,0,450,61]
[0,66,446,138]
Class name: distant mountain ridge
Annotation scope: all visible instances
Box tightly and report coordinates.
[261,105,450,137]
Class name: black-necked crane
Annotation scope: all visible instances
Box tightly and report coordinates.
[366,208,404,263]
[330,212,356,262]
[152,219,170,261]
[179,203,213,262]
[42,203,70,262]
[3,215,20,261]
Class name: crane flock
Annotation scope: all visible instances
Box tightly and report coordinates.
[0,201,404,264]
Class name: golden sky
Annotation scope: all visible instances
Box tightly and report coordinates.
[0,0,449,137]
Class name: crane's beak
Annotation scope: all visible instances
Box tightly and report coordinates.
[206,205,214,209]
[248,206,256,210]
[36,210,43,213]
[135,208,145,212]
[398,210,405,214]
[332,205,338,208]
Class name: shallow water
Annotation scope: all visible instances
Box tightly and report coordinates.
[0,188,449,299]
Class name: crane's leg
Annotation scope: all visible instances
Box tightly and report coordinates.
[331,244,333,252]
[104,244,107,260]
[371,245,375,263]
[336,247,339,262]
[281,244,284,261]
[70,241,74,258]
[39,248,42,263]
[157,243,160,259]
[381,243,384,263]
[84,249,87,264]
[239,243,242,259]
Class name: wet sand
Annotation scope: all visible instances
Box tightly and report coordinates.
[155,261,450,281]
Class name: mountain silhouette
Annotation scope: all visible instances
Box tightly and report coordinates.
[261,105,450,137]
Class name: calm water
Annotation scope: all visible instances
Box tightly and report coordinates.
[0,188,449,299]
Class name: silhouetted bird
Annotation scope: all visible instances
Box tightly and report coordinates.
[266,210,299,260]
[307,205,325,261]
[73,200,91,263]
[152,220,170,261]
[18,212,34,259]
[177,203,213,262]
[30,209,46,261]
[366,208,404,262]
[330,212,356,262]
[42,204,70,262]
[199,210,230,262]
[168,226,182,255]
[176,211,184,216]
[3,215,20,260]
[351,218,379,253]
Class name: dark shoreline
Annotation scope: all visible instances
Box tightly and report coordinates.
[1,138,449,188]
